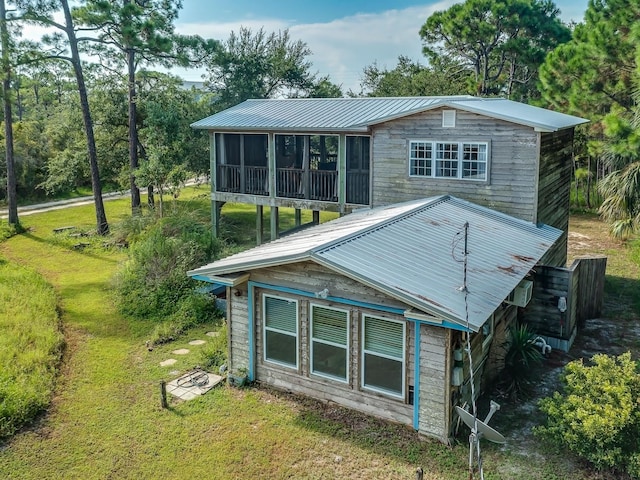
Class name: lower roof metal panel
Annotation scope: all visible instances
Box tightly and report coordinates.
[188,196,561,331]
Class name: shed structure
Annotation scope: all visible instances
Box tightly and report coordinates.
[188,195,562,441]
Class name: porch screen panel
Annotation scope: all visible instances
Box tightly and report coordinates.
[264,295,298,367]
[362,316,405,396]
[311,305,348,380]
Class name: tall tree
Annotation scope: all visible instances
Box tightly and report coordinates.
[420,0,571,100]
[204,27,316,107]
[539,0,640,236]
[19,0,109,234]
[360,55,470,97]
[75,0,213,214]
[0,0,18,226]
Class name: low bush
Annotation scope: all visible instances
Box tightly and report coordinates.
[498,322,543,400]
[199,323,228,370]
[0,262,64,438]
[114,211,222,323]
[535,352,640,478]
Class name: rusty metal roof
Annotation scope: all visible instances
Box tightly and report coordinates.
[188,196,562,331]
[191,96,588,133]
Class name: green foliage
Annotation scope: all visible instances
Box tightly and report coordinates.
[0,261,64,438]
[536,352,640,478]
[114,211,221,322]
[199,323,228,369]
[500,322,543,399]
[420,0,570,100]
[360,55,469,97]
[205,27,316,108]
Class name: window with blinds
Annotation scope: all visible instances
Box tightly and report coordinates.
[310,304,349,381]
[362,315,405,397]
[263,294,298,368]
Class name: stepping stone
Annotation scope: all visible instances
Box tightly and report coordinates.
[166,370,224,401]
[160,358,177,367]
[172,348,190,355]
[188,339,206,346]
[206,331,220,337]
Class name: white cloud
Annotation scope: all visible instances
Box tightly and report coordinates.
[174,2,456,92]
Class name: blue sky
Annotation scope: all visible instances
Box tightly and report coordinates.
[173,0,590,92]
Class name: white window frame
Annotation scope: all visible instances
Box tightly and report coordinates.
[408,140,488,181]
[262,294,299,369]
[310,303,350,383]
[481,314,495,351]
[361,315,406,399]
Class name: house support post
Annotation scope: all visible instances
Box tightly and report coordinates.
[312,210,320,225]
[270,206,279,241]
[256,205,264,245]
[338,134,347,214]
[294,208,301,227]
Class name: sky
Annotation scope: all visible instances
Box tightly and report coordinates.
[170,0,590,93]
[20,0,591,94]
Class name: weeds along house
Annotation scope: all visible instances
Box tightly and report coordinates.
[188,96,590,441]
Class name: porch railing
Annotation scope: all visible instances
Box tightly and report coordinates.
[217,164,368,205]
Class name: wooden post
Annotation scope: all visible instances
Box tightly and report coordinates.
[294,208,301,227]
[256,205,264,245]
[312,210,320,225]
[160,380,167,409]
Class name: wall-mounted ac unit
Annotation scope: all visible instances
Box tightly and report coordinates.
[505,280,533,307]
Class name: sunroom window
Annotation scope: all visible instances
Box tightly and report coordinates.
[310,304,349,381]
[362,315,405,397]
[263,295,298,368]
[409,140,488,181]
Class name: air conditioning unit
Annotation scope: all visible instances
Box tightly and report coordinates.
[506,280,533,307]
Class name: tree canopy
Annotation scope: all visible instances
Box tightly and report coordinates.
[420,0,571,100]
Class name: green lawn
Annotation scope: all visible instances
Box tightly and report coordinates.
[0,191,636,479]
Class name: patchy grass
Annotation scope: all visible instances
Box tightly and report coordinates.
[0,197,638,479]
[0,261,64,437]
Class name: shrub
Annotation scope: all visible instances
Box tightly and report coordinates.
[535,352,640,478]
[499,322,543,400]
[199,324,228,369]
[0,262,64,438]
[113,211,222,322]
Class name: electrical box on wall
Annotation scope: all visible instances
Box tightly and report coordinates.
[505,280,533,307]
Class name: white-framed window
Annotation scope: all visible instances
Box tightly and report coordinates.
[361,315,405,397]
[310,304,349,382]
[263,294,298,368]
[481,314,495,351]
[409,140,488,181]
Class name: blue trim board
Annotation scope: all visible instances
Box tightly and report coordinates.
[248,284,256,381]
[413,321,421,431]
[248,281,407,315]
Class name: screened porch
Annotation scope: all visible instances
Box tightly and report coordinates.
[215,133,370,205]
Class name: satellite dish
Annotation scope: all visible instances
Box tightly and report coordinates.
[455,403,506,444]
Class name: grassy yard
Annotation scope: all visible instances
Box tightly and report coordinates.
[0,192,638,479]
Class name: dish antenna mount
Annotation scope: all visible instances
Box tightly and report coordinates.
[456,400,506,479]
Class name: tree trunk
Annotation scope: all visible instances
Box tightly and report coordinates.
[61,0,109,234]
[127,46,141,214]
[0,0,17,226]
[147,185,155,208]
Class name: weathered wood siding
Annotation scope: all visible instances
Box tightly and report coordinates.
[229,289,250,371]
[522,256,606,350]
[418,324,450,441]
[370,108,539,223]
[226,261,455,439]
[537,129,574,267]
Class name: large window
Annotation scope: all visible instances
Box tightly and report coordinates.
[310,305,349,381]
[362,315,405,397]
[263,295,298,368]
[409,140,488,181]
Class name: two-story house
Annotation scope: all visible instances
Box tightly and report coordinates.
[188,96,588,442]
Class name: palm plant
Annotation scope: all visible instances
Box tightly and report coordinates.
[501,322,544,400]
